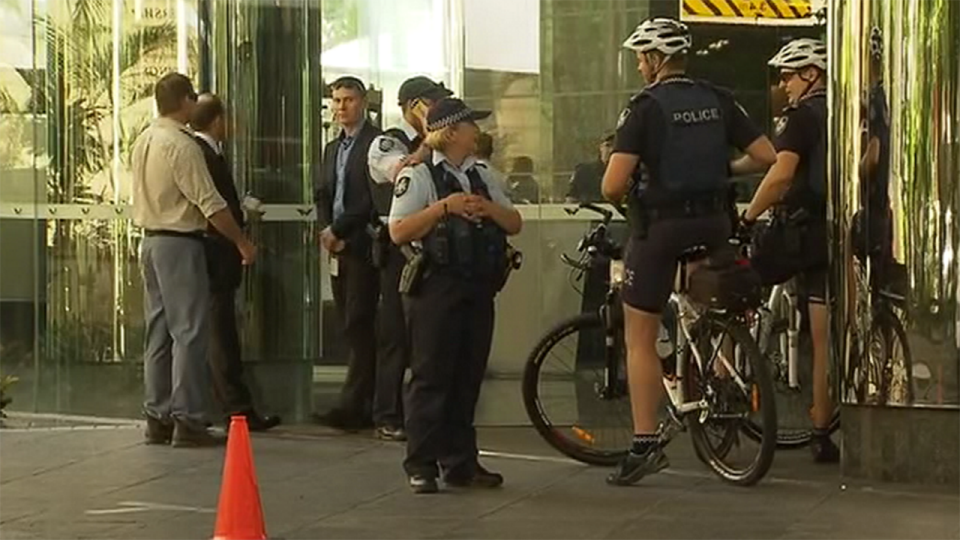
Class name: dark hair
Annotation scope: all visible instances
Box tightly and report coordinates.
[331,76,367,96]
[602,133,615,144]
[155,72,197,116]
[475,132,494,159]
[190,94,225,131]
[511,156,534,173]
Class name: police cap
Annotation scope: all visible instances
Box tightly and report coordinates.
[425,98,491,132]
[398,76,453,105]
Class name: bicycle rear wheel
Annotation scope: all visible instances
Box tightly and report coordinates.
[684,314,777,486]
[876,302,914,405]
[522,313,632,466]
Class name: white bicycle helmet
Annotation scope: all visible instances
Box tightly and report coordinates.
[768,38,827,71]
[622,17,692,56]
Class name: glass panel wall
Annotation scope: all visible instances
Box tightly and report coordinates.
[1,0,200,417]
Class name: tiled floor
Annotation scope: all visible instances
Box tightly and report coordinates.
[1,422,957,540]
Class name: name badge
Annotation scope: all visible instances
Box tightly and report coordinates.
[329,252,340,277]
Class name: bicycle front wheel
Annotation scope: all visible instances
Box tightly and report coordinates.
[685,314,777,486]
[522,313,632,467]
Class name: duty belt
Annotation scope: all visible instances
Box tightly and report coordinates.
[645,195,727,222]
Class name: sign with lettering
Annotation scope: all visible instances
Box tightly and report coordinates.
[680,0,825,26]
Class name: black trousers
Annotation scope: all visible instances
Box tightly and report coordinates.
[206,239,253,415]
[374,243,409,428]
[331,253,380,418]
[403,273,495,479]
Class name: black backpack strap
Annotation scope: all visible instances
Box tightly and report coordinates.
[383,128,416,153]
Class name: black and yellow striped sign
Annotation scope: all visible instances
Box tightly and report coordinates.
[681,0,817,25]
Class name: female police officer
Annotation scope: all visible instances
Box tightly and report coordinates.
[602,17,776,486]
[743,39,837,463]
[388,98,522,494]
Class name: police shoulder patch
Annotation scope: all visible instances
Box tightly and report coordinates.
[378,137,395,153]
[775,116,789,136]
[394,176,411,197]
[617,108,631,129]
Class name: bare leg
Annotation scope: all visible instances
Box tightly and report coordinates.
[623,304,664,434]
[809,302,833,428]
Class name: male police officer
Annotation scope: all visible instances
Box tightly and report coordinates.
[366,76,453,441]
[743,39,838,462]
[602,18,776,485]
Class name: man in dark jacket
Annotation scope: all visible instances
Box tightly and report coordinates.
[313,76,384,430]
[190,93,280,431]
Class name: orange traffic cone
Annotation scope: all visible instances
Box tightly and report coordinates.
[212,416,267,540]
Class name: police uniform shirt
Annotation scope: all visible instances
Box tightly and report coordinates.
[774,95,822,160]
[388,151,514,223]
[368,118,420,185]
[613,76,762,203]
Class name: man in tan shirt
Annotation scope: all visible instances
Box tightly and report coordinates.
[132,72,256,447]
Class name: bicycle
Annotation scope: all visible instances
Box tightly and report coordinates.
[740,239,911,449]
[523,203,777,486]
[741,278,841,448]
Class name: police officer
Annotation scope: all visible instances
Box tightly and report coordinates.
[742,38,838,463]
[601,18,776,485]
[366,76,453,441]
[388,98,522,494]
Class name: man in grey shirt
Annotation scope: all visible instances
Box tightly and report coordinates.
[131,73,256,447]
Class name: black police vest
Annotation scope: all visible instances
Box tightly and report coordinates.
[783,92,827,216]
[383,128,420,153]
[641,80,729,202]
[422,162,507,279]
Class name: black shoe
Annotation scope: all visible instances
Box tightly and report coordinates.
[444,465,504,489]
[311,409,373,432]
[226,411,281,432]
[144,416,173,445]
[606,446,669,486]
[408,475,439,494]
[811,435,840,464]
[171,420,226,448]
[375,425,407,442]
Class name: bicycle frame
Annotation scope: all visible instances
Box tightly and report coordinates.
[755,281,803,391]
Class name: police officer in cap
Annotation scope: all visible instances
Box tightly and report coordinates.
[602,17,776,486]
[389,97,522,494]
[742,38,838,463]
[365,76,453,441]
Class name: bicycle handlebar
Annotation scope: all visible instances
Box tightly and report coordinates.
[565,202,626,224]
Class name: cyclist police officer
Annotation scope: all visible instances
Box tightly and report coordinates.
[389,98,522,494]
[365,76,453,440]
[742,39,838,462]
[601,17,776,486]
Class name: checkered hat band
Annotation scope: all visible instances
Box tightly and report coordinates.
[427,109,473,132]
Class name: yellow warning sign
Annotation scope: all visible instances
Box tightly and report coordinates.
[681,0,820,26]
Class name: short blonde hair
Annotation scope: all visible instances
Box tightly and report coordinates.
[423,123,465,152]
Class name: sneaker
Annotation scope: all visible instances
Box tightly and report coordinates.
[171,420,226,448]
[811,435,840,464]
[408,475,439,494]
[144,416,173,445]
[606,446,670,486]
[311,409,373,432]
[444,465,504,489]
[375,425,407,442]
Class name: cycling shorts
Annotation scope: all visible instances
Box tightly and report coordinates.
[622,214,731,314]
